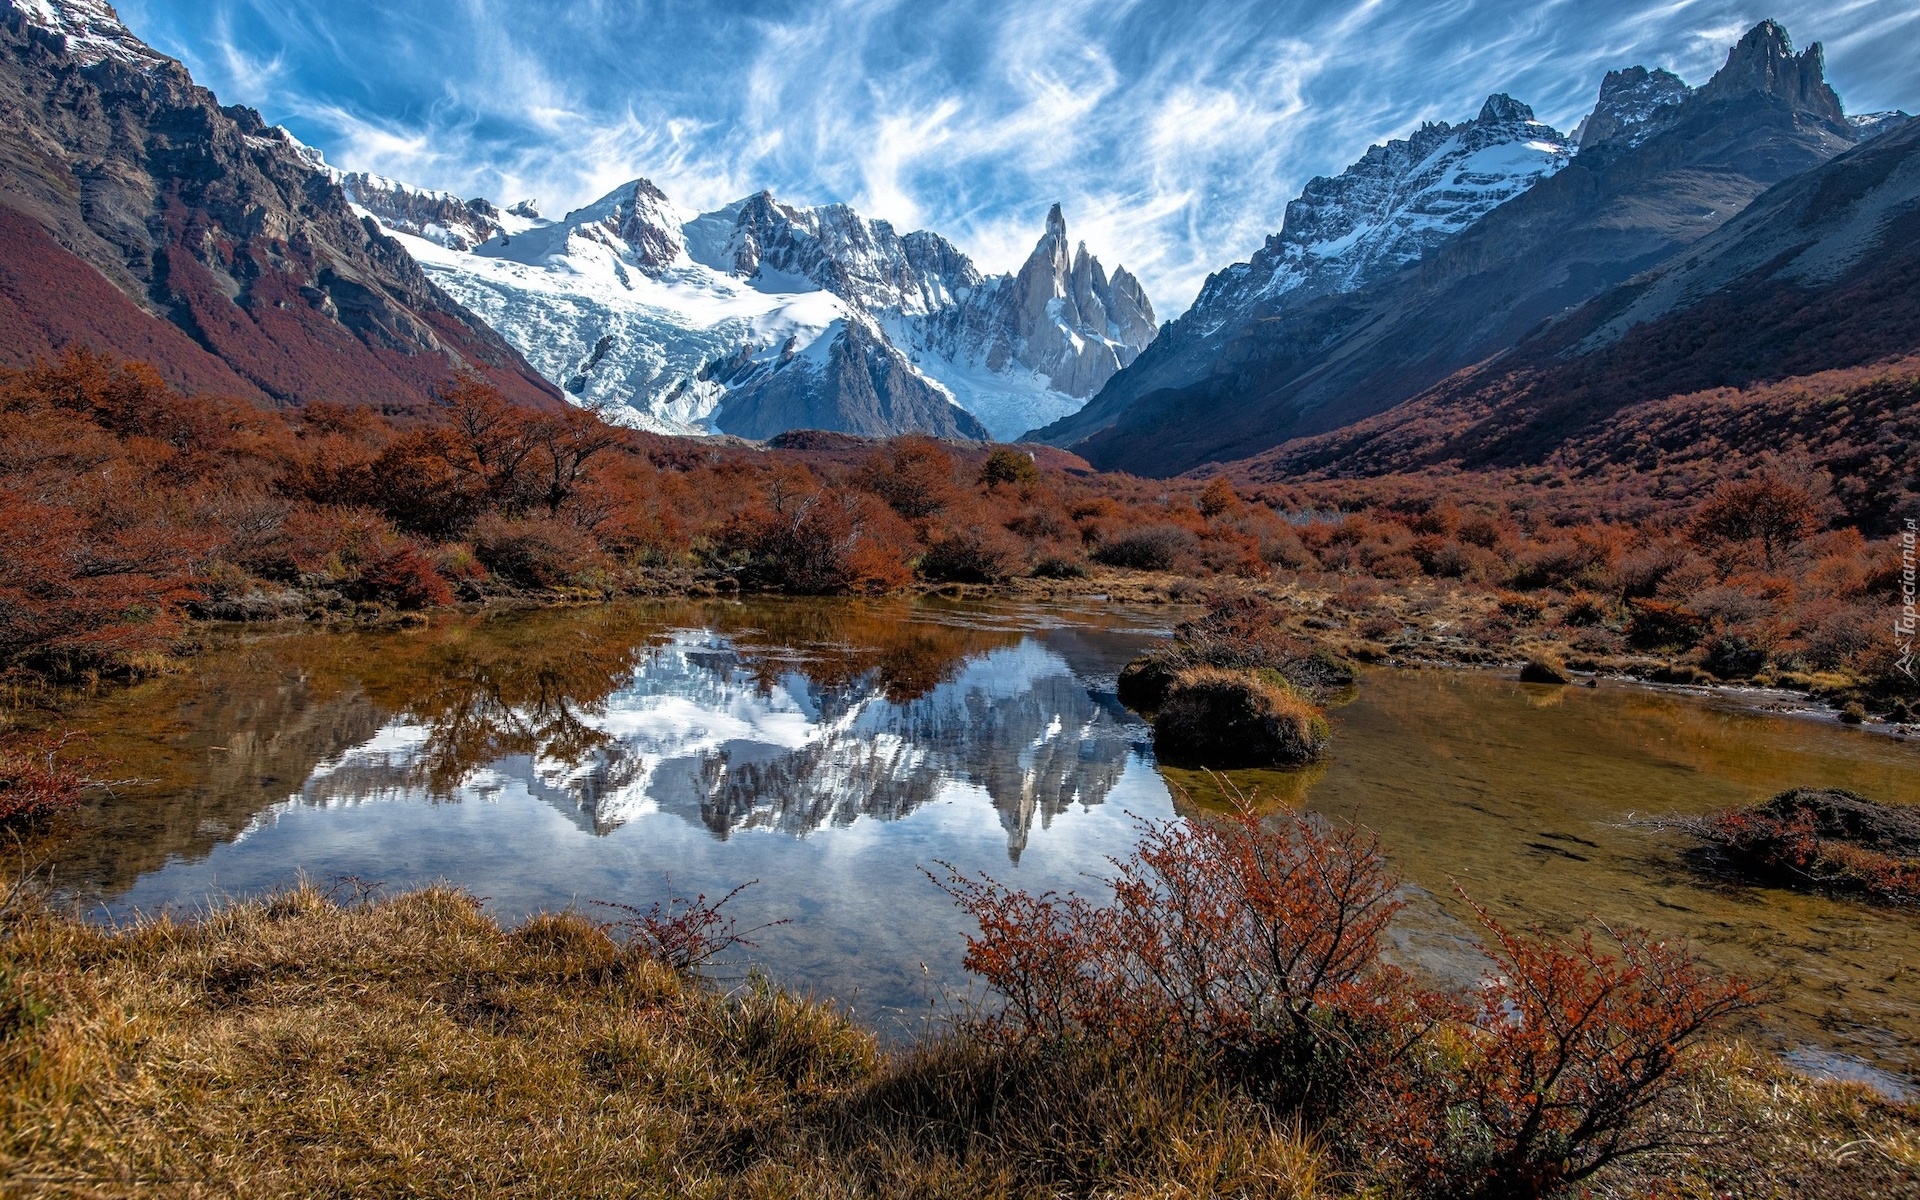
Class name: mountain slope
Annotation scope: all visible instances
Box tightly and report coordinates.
[1031,92,1573,448]
[1252,113,1920,482]
[0,0,558,410]
[1048,21,1862,476]
[342,166,1155,440]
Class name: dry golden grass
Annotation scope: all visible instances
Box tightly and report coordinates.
[0,882,1329,1199]
[2,879,1913,1198]
[1588,1041,1920,1199]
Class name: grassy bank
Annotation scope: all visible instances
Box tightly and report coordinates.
[2,880,1915,1199]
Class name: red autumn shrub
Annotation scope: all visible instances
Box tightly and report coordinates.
[0,488,203,676]
[470,514,604,589]
[941,801,1760,1196]
[1198,475,1243,518]
[1091,523,1199,572]
[937,805,1410,1086]
[978,446,1039,488]
[919,523,1025,584]
[719,489,916,594]
[280,507,398,577]
[1399,904,1762,1199]
[1690,472,1827,570]
[365,428,481,540]
[357,541,455,609]
[0,731,90,824]
[856,436,960,520]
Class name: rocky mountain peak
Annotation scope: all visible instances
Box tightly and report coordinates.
[1576,66,1693,150]
[285,135,511,253]
[682,190,980,315]
[1169,96,1572,337]
[11,0,165,69]
[1698,19,1845,125]
[1477,93,1536,124]
[983,204,1157,403]
[565,178,684,274]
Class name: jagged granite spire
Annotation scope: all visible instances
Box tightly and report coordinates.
[994,204,1157,398]
[1697,19,1845,125]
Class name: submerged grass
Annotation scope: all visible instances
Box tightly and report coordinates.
[0,880,1913,1198]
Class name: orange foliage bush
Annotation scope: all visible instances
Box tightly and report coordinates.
[940,803,1759,1197]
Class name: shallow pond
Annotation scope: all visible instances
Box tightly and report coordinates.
[34,598,1920,1093]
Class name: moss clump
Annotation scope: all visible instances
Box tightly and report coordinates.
[1152,667,1330,768]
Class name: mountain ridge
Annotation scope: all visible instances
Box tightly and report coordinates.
[336,158,1157,440]
[1043,19,1867,476]
[0,0,559,410]
[1245,113,1920,487]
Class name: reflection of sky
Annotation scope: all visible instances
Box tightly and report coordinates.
[109,627,1173,1034]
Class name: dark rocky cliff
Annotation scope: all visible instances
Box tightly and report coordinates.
[0,0,558,410]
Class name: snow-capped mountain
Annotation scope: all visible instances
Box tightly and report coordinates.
[1035,19,1866,477]
[313,149,1156,440]
[1033,92,1572,446]
[1183,94,1572,339]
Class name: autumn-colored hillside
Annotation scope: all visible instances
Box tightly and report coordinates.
[0,349,1909,726]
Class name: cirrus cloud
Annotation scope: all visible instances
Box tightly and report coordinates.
[116,0,1919,312]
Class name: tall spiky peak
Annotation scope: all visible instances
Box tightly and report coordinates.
[991,204,1158,400]
[1697,19,1845,125]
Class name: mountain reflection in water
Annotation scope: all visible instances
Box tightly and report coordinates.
[47,599,1177,1031]
[36,597,1920,1081]
[291,630,1141,857]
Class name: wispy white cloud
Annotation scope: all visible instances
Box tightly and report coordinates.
[117,0,1920,312]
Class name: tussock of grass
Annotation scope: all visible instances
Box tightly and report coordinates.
[0,883,1324,1198]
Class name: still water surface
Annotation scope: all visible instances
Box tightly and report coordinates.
[43,598,1920,1092]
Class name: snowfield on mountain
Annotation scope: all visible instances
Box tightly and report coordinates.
[315,150,1157,441]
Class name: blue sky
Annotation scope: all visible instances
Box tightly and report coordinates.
[118,0,1917,312]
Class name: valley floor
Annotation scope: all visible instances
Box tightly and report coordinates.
[2,881,1915,1199]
